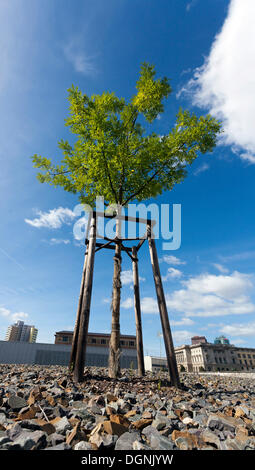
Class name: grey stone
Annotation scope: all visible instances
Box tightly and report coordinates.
[152,414,173,431]
[0,413,7,426]
[8,395,27,410]
[0,436,12,447]
[123,393,136,404]
[117,399,131,414]
[8,430,35,450]
[107,401,119,413]
[54,416,72,434]
[201,429,220,449]
[74,441,93,450]
[7,423,23,440]
[52,405,68,418]
[142,425,174,450]
[47,433,65,447]
[47,387,64,397]
[83,420,96,431]
[88,404,102,415]
[69,401,87,409]
[150,433,175,450]
[46,443,71,450]
[167,410,177,420]
[90,432,117,449]
[115,432,141,450]
[133,440,152,450]
[207,414,236,433]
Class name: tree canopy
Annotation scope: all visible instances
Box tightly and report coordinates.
[32,63,221,206]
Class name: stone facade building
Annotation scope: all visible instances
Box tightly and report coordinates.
[175,339,255,372]
[145,337,255,373]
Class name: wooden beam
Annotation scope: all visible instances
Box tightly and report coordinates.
[69,213,92,371]
[93,210,156,226]
[147,224,181,388]
[136,238,146,252]
[86,240,133,253]
[69,247,88,371]
[73,216,97,383]
[132,246,145,376]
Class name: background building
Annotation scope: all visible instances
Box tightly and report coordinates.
[191,336,208,345]
[145,336,255,373]
[0,330,137,368]
[214,335,230,345]
[175,336,255,372]
[55,331,136,350]
[5,321,38,343]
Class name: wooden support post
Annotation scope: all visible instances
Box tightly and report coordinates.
[73,216,97,383]
[132,246,145,376]
[68,246,88,371]
[69,213,92,372]
[147,224,181,388]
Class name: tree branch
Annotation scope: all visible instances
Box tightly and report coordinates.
[102,149,119,203]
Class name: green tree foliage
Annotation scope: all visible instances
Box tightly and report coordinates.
[32,63,221,207]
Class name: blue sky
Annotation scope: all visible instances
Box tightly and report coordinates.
[1,0,255,356]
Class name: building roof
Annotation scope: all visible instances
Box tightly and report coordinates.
[55,331,136,339]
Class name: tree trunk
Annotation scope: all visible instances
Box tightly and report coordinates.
[108,211,122,378]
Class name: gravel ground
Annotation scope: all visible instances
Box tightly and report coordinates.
[0,364,255,450]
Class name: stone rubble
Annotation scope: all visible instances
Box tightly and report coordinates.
[0,364,255,450]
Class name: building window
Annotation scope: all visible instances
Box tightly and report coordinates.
[101,339,106,345]
[91,338,96,344]
[62,336,68,342]
[129,341,135,347]
[120,340,125,346]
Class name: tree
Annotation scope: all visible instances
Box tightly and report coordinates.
[32,63,221,379]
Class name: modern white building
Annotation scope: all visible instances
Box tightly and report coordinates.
[144,355,168,372]
[5,321,38,343]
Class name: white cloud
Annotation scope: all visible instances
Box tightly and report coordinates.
[165,271,255,317]
[49,238,70,245]
[121,270,145,286]
[213,263,229,274]
[0,307,29,322]
[161,255,186,266]
[11,312,29,321]
[162,267,183,281]
[25,207,76,229]
[121,298,134,309]
[172,330,194,346]
[220,250,255,263]
[0,307,10,317]
[181,0,255,162]
[122,270,255,319]
[220,321,255,337]
[193,163,209,176]
[171,317,194,326]
[63,39,96,76]
[186,0,198,12]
